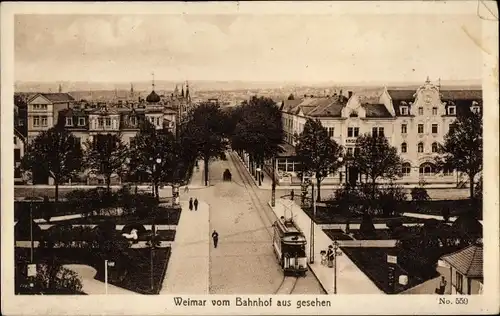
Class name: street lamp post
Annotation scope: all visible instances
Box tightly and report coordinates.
[332,240,342,294]
[271,157,276,207]
[30,195,34,263]
[104,260,115,295]
[304,176,316,264]
[256,167,262,186]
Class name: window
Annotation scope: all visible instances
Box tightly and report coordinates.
[33,116,40,127]
[419,163,435,176]
[418,124,424,134]
[455,272,464,294]
[14,137,17,145]
[156,117,160,126]
[32,104,39,110]
[18,119,24,126]
[401,124,407,134]
[443,167,454,176]
[401,142,407,153]
[448,106,456,115]
[372,127,384,137]
[327,127,334,138]
[78,117,86,126]
[400,106,408,115]
[432,107,438,115]
[98,118,104,127]
[471,106,480,114]
[40,104,47,110]
[347,148,354,156]
[418,142,424,153]
[74,137,81,146]
[129,137,136,147]
[105,118,111,127]
[348,127,359,137]
[431,142,438,153]
[402,163,411,176]
[14,148,21,162]
[41,116,48,127]
[432,124,438,134]
[66,117,73,126]
[354,147,360,156]
[418,107,424,115]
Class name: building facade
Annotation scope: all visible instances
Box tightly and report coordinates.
[274,79,482,187]
[19,82,192,185]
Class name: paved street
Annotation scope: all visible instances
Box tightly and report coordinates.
[180,153,325,294]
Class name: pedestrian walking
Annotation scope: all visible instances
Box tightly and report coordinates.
[261,173,264,182]
[436,276,447,294]
[212,230,219,248]
[189,198,193,211]
[290,189,295,201]
[327,245,334,268]
[194,198,199,211]
[184,185,190,193]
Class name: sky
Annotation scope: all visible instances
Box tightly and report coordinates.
[14,14,483,84]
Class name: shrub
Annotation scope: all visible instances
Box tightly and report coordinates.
[359,213,376,238]
[441,207,451,222]
[20,263,84,295]
[378,185,407,217]
[15,217,43,241]
[410,187,429,202]
[386,218,403,231]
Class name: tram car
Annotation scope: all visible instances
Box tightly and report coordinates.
[272,216,308,276]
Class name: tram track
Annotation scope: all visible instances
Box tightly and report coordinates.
[227,151,303,295]
[226,151,278,238]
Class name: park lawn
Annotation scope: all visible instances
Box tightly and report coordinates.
[303,206,426,224]
[323,229,354,241]
[15,246,171,295]
[341,247,438,294]
[401,200,482,219]
[350,229,393,240]
[55,209,182,226]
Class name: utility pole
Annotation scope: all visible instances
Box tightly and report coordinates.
[309,180,316,264]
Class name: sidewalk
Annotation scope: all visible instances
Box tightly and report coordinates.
[159,200,209,294]
[232,154,471,196]
[63,264,140,295]
[270,198,382,294]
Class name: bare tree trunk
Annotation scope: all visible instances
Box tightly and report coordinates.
[204,158,209,186]
[468,172,475,200]
[316,177,322,202]
[106,174,111,193]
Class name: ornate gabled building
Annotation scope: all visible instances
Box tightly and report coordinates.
[274,78,482,187]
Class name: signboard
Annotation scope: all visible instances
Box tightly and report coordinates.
[387,255,398,264]
[107,261,115,267]
[27,264,37,277]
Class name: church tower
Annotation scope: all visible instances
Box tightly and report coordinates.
[58,84,62,93]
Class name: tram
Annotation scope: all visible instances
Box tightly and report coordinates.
[272,216,308,276]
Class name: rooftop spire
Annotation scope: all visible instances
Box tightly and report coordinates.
[425,76,431,84]
[152,72,156,91]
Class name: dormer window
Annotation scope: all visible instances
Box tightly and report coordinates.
[78,117,86,126]
[400,106,408,115]
[448,106,456,115]
[471,106,480,114]
[66,117,73,126]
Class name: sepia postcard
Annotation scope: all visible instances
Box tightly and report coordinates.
[1,1,499,315]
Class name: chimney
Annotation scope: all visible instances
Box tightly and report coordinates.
[348,91,353,99]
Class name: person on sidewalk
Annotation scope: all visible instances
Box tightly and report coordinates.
[437,276,447,294]
[212,230,219,248]
[184,185,190,193]
[261,173,264,182]
[327,245,334,268]
[189,198,193,211]
[194,198,199,211]
[290,189,295,201]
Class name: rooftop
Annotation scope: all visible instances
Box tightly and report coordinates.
[441,244,483,278]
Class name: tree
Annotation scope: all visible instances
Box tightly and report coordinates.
[25,263,83,294]
[21,125,83,203]
[129,121,183,198]
[287,94,295,100]
[83,133,129,192]
[437,109,482,200]
[352,134,403,200]
[295,119,343,201]
[230,96,284,178]
[181,102,228,186]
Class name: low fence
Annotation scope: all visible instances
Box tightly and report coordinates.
[336,240,397,247]
[319,223,421,230]
[36,224,177,231]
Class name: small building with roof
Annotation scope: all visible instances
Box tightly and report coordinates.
[440,244,483,294]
